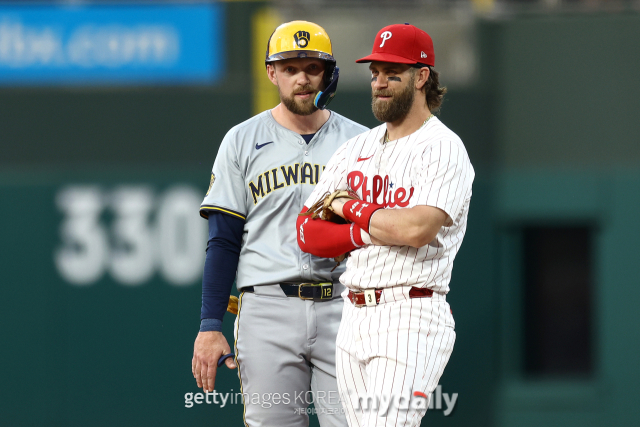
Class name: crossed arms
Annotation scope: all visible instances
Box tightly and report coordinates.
[296,197,448,257]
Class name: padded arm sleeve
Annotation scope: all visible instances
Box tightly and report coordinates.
[296,207,364,258]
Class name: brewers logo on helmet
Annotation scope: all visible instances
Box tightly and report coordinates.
[265,21,340,110]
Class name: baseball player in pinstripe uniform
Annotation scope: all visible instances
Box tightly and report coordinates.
[297,24,474,426]
[191,21,367,427]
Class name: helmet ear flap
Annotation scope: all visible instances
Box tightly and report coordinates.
[314,65,339,110]
[324,62,336,88]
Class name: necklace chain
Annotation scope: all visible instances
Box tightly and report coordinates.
[384,114,433,143]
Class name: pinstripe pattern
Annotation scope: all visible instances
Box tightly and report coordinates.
[305,117,471,426]
[336,291,455,427]
[305,117,474,294]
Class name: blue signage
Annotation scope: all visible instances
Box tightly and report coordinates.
[0,4,224,85]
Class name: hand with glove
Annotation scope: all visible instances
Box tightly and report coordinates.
[297,189,391,264]
[299,189,360,223]
[298,189,361,266]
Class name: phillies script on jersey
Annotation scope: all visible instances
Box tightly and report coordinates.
[347,171,413,208]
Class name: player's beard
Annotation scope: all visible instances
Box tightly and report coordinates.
[371,73,416,123]
[280,84,319,116]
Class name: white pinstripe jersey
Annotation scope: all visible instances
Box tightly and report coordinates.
[305,116,474,294]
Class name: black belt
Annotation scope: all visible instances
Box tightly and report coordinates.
[242,282,334,300]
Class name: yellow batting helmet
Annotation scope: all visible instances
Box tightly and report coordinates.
[265,20,335,63]
[265,21,339,110]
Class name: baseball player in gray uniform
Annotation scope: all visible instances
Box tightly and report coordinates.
[191,21,368,427]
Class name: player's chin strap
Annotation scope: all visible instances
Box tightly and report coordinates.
[314,66,340,110]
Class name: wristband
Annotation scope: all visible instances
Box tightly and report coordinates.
[360,228,372,245]
[350,223,365,247]
[200,318,223,332]
[342,200,383,233]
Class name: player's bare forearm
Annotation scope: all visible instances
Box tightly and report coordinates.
[332,198,447,248]
[192,331,236,393]
[368,206,448,247]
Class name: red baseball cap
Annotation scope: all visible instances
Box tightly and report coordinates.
[356,23,435,67]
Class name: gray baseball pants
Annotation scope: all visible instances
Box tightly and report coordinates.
[234,283,349,427]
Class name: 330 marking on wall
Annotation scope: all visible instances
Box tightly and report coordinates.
[55,185,207,286]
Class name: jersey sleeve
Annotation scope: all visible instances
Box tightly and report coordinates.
[304,139,351,208]
[411,140,474,222]
[200,129,247,221]
[200,212,243,327]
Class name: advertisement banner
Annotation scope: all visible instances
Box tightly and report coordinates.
[0,4,224,85]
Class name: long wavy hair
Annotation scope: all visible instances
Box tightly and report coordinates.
[414,67,447,112]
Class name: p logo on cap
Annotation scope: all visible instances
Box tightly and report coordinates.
[379,31,392,47]
[356,23,435,67]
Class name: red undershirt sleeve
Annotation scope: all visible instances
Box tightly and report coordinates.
[296,207,365,258]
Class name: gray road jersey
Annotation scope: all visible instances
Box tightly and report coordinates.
[200,110,368,290]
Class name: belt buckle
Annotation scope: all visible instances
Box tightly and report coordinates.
[351,289,378,307]
[351,291,366,308]
[298,282,333,300]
